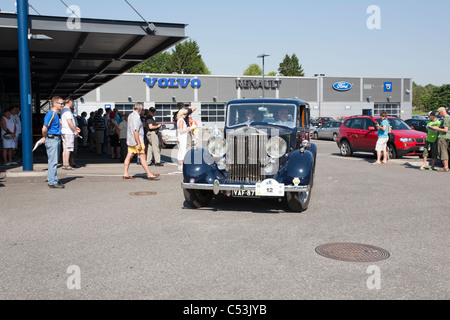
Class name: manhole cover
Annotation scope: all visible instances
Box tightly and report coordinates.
[315,242,390,262]
[129,191,157,196]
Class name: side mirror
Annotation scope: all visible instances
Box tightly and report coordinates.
[368,126,375,131]
[410,126,414,130]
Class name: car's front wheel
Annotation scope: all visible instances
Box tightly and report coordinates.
[339,140,353,156]
[183,189,213,208]
[313,132,318,139]
[387,144,397,159]
[286,177,312,213]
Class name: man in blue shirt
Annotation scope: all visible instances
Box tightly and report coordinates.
[42,96,65,188]
[374,111,390,164]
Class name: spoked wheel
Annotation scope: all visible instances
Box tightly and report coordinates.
[183,189,213,208]
[339,140,352,156]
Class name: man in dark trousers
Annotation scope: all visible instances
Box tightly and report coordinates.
[146,107,163,166]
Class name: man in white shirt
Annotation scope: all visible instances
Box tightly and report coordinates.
[60,98,80,170]
[275,108,295,127]
[122,102,160,180]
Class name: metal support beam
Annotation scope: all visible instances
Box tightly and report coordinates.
[17,0,33,171]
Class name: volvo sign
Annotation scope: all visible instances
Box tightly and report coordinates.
[332,81,352,91]
[143,77,201,88]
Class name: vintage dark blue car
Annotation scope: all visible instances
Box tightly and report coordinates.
[181,98,317,212]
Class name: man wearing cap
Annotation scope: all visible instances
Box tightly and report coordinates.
[431,107,450,172]
[145,106,163,166]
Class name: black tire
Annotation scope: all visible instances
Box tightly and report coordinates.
[183,189,213,208]
[313,132,318,140]
[286,176,313,213]
[388,144,397,159]
[339,140,353,156]
[332,133,338,142]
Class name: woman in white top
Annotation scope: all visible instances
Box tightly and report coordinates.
[1,108,17,165]
[176,109,193,170]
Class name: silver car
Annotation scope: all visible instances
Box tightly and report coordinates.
[312,121,342,141]
[160,122,177,148]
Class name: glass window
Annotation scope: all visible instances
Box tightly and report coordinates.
[226,103,296,127]
[349,118,363,129]
[201,103,226,124]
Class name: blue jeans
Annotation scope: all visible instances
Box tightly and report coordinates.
[45,136,61,185]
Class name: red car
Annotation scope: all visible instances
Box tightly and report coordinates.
[337,115,427,159]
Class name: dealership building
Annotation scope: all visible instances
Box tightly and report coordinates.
[76,73,413,128]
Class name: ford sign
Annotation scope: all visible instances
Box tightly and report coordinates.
[333,81,352,91]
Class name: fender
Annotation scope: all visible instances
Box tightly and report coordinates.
[183,148,224,184]
[275,149,314,186]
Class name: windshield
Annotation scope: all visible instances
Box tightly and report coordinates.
[375,118,410,130]
[227,103,297,128]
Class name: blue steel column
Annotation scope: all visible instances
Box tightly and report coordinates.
[17,0,33,171]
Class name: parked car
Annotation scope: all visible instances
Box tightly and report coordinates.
[404,118,427,133]
[312,121,342,141]
[160,122,177,148]
[336,115,427,159]
[181,98,317,212]
[315,117,335,126]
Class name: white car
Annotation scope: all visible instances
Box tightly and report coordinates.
[160,122,177,148]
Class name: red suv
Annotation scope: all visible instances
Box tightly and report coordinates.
[337,115,427,159]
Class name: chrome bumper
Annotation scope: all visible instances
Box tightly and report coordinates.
[181,179,308,195]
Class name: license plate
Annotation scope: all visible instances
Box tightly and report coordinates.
[256,179,285,197]
[419,147,424,151]
[232,189,256,197]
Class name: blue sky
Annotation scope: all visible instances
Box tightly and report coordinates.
[2,0,449,86]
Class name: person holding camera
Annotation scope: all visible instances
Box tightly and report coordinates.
[373,111,390,165]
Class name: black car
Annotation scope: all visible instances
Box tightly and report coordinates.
[181,98,317,212]
[404,118,427,133]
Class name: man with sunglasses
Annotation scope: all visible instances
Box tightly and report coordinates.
[42,96,65,188]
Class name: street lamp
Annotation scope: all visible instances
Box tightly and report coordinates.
[257,53,270,98]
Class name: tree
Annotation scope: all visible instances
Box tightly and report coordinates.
[128,51,171,73]
[417,84,450,111]
[165,39,210,74]
[278,53,304,77]
[243,63,262,76]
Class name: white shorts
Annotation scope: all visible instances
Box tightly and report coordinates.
[62,134,75,151]
[375,137,388,151]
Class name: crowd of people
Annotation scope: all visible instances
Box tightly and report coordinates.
[35,97,198,188]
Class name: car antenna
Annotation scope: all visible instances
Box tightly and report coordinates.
[124,0,156,34]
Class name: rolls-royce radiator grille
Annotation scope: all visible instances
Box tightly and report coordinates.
[226,133,267,183]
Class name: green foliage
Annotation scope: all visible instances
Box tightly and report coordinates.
[278,54,304,77]
[129,51,171,73]
[128,39,210,74]
[243,63,262,76]
[165,39,210,74]
[414,83,450,111]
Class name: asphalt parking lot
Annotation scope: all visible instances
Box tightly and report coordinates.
[0,140,448,300]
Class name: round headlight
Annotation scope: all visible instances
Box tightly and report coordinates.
[216,157,227,170]
[266,137,287,158]
[207,136,227,158]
